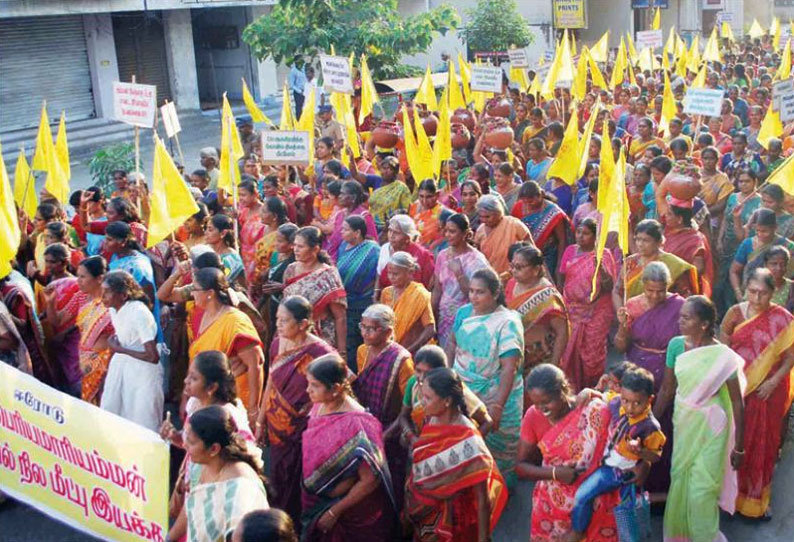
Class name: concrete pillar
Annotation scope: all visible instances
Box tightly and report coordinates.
[678,0,702,38]
[249,6,280,100]
[83,13,119,119]
[164,9,200,110]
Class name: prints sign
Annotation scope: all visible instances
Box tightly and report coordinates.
[636,29,664,49]
[319,55,354,95]
[682,88,724,117]
[261,131,311,166]
[113,82,157,128]
[553,0,587,29]
[507,49,530,69]
[0,364,168,542]
[470,66,504,93]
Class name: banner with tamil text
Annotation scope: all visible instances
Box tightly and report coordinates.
[0,363,168,542]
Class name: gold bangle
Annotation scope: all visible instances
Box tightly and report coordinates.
[327,508,337,520]
[552,467,557,481]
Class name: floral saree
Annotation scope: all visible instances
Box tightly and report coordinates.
[47,277,87,392]
[623,251,699,299]
[238,206,267,287]
[76,297,113,404]
[410,202,453,254]
[283,265,347,349]
[369,181,413,233]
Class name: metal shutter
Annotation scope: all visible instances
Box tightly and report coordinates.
[0,15,95,131]
[113,14,172,104]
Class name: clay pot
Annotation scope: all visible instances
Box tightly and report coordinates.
[394,102,415,125]
[451,123,471,149]
[371,121,401,149]
[451,108,476,132]
[485,97,512,118]
[482,117,514,149]
[664,173,702,201]
[421,114,439,137]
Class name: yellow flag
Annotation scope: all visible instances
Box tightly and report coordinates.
[686,34,700,73]
[414,65,438,111]
[32,104,69,203]
[628,60,637,86]
[766,152,794,195]
[572,49,589,101]
[652,7,661,30]
[242,78,273,125]
[587,50,607,89]
[662,50,671,71]
[147,135,200,248]
[592,146,629,297]
[610,38,627,89]
[702,27,721,63]
[358,55,379,124]
[546,105,580,185]
[778,39,792,81]
[758,101,783,151]
[638,47,654,73]
[590,31,609,63]
[571,32,577,56]
[509,66,530,92]
[749,19,765,39]
[448,61,467,110]
[218,93,244,193]
[331,89,361,159]
[432,88,452,178]
[14,150,37,219]
[32,104,51,171]
[664,26,677,57]
[413,108,434,180]
[457,53,473,104]
[577,98,600,178]
[541,45,562,99]
[597,117,615,211]
[557,29,575,83]
[626,32,639,64]
[772,17,782,50]
[280,82,296,130]
[691,65,707,89]
[0,139,20,276]
[402,107,433,183]
[659,71,676,137]
[55,112,70,181]
[297,87,316,166]
[528,71,541,100]
[721,22,735,42]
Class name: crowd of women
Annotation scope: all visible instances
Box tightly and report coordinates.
[3,26,794,542]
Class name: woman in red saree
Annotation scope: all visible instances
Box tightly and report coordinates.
[663,200,714,297]
[517,364,617,542]
[257,296,336,529]
[559,218,617,391]
[721,268,794,519]
[301,354,396,541]
[406,368,507,542]
[237,180,266,287]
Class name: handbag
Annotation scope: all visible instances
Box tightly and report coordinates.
[613,483,651,542]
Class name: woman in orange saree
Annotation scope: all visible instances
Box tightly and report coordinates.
[237,180,266,287]
[409,179,454,255]
[721,268,794,519]
[74,257,113,404]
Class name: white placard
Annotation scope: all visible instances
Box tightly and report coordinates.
[113,82,157,128]
[319,54,354,95]
[682,88,724,117]
[635,29,664,49]
[261,130,311,166]
[717,11,733,23]
[507,49,530,68]
[160,101,181,138]
[774,78,794,114]
[781,92,794,123]
[470,66,504,93]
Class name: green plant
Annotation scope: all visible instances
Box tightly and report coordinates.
[87,142,135,195]
[460,0,534,54]
[242,0,460,80]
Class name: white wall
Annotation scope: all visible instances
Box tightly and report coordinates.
[0,0,276,18]
[164,9,201,110]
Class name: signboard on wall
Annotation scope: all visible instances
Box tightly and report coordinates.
[553,0,587,29]
[630,0,669,7]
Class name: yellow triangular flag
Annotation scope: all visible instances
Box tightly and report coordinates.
[432,89,452,178]
[749,19,765,39]
[242,78,273,125]
[638,47,654,73]
[626,32,639,64]
[722,22,735,42]
[591,31,609,63]
[686,34,701,73]
[147,135,200,248]
[659,70,677,136]
[55,112,70,181]
[772,17,782,50]
[597,117,615,210]
[610,38,627,89]
[218,93,244,193]
[402,107,433,183]
[675,43,689,78]
[0,139,20,275]
[557,29,575,83]
[766,151,794,195]
[32,104,51,171]
[297,87,316,166]
[280,82,296,130]
[571,32,577,56]
[572,48,589,101]
[587,50,607,89]
[652,7,661,30]
[358,55,379,124]
[691,65,707,89]
[628,61,637,86]
[528,71,541,99]
[541,45,563,98]
[577,98,600,178]
[546,105,580,185]
[702,26,721,63]
[592,146,629,296]
[330,86,361,160]
[32,105,69,203]
[758,101,783,151]
[457,53,473,104]
[414,64,438,111]
[413,108,434,181]
[509,65,531,92]
[662,50,671,72]
[778,39,792,81]
[448,61,466,110]
[14,150,37,219]
[665,26,677,57]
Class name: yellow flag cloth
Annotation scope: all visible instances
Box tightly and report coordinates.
[448,61,466,110]
[767,152,794,195]
[32,104,69,203]
[749,19,765,39]
[778,39,792,81]
[55,112,70,181]
[218,94,244,193]
[592,146,629,298]
[414,65,438,111]
[242,78,273,125]
[32,104,50,171]
[147,135,200,248]
[662,50,671,72]
[557,29,575,83]
[358,55,379,124]
[691,65,707,89]
[628,61,637,87]
[331,90,361,159]
[546,105,580,186]
[722,22,735,42]
[702,27,721,63]
[638,47,655,73]
[297,87,316,166]
[610,38,627,89]
[412,108,434,182]
[280,82,296,131]
[587,50,607,89]
[590,31,609,63]
[626,32,639,64]
[772,17,782,50]
[14,150,37,219]
[652,7,661,30]
[572,48,588,101]
[758,101,783,151]
[597,117,616,211]
[665,27,677,57]
[659,71,677,136]
[0,139,21,276]
[510,66,531,92]
[577,99,600,178]
[686,35,701,74]
[403,108,433,183]
[457,53,473,104]
[431,89,452,178]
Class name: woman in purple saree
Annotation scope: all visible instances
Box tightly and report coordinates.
[615,261,684,499]
[301,353,395,542]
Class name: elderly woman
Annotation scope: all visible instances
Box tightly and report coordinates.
[375,215,435,292]
[517,364,615,542]
[473,194,533,276]
[405,368,507,542]
[721,268,794,519]
[380,252,436,355]
[353,304,414,508]
[653,296,746,541]
[325,180,377,260]
[616,261,685,497]
[447,268,525,488]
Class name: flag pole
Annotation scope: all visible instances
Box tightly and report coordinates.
[227,120,240,244]
[132,76,140,177]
